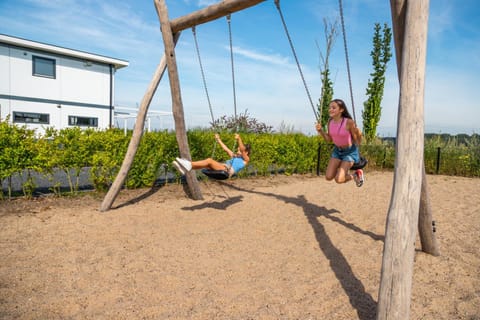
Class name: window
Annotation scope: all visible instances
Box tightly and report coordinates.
[68,116,98,127]
[13,111,50,124]
[32,55,56,78]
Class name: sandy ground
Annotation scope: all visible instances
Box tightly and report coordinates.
[0,172,479,320]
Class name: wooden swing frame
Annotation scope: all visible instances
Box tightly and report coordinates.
[99,1,436,318]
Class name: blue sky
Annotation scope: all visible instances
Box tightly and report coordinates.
[1,0,479,136]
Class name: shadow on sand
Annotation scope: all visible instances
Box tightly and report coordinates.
[219,181,382,320]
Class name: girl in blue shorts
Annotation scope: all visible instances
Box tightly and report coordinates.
[315,99,364,187]
[173,133,250,178]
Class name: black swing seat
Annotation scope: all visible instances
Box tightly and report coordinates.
[351,156,368,170]
[201,169,231,180]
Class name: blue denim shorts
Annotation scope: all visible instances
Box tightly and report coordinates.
[331,144,360,163]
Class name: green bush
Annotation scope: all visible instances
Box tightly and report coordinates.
[126,131,176,188]
[423,135,480,176]
[90,129,129,192]
[0,119,38,198]
[1,117,478,199]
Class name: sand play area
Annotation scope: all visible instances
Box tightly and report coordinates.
[0,171,479,319]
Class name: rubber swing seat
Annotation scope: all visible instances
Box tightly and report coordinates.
[201,169,231,180]
[351,156,368,170]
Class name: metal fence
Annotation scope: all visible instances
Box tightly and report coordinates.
[316,143,480,177]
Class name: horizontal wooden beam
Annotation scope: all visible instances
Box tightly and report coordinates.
[170,0,266,33]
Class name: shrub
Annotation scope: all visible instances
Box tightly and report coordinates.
[1,125,478,199]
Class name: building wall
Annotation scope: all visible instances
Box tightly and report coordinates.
[0,45,11,114]
[0,43,115,135]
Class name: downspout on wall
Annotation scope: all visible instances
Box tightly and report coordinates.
[109,64,113,128]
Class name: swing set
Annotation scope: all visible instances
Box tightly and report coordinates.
[101,1,438,318]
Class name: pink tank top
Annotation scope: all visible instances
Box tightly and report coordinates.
[328,118,352,146]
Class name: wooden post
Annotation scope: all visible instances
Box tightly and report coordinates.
[418,164,440,255]
[390,0,439,256]
[169,0,265,33]
[389,0,406,79]
[155,0,203,200]
[99,33,181,212]
[377,1,430,319]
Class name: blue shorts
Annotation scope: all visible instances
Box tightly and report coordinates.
[331,144,360,163]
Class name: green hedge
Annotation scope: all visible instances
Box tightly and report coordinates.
[0,120,479,198]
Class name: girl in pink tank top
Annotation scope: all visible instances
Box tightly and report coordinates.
[328,117,352,147]
[315,99,365,187]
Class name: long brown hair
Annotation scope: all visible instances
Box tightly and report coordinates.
[244,144,251,156]
[331,99,353,120]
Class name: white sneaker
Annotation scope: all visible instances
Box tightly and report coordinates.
[176,157,192,172]
[172,160,185,175]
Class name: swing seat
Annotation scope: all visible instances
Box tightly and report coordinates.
[201,169,231,180]
[351,156,368,170]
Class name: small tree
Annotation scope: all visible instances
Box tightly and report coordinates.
[211,109,273,134]
[318,69,334,130]
[316,18,339,130]
[362,23,392,143]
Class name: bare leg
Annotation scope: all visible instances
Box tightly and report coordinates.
[325,158,341,181]
[191,158,227,171]
[335,161,354,184]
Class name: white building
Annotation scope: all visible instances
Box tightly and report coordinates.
[0,34,129,135]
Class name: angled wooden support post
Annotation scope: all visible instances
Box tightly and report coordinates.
[418,164,440,255]
[377,0,430,319]
[390,0,439,256]
[155,0,203,200]
[99,33,181,212]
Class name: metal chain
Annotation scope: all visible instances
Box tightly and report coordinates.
[192,26,215,125]
[274,0,318,121]
[227,14,239,159]
[338,0,356,122]
[339,0,365,167]
[227,14,238,123]
[192,26,217,158]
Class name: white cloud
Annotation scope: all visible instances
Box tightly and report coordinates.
[197,0,217,7]
[428,0,454,39]
[230,46,290,66]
